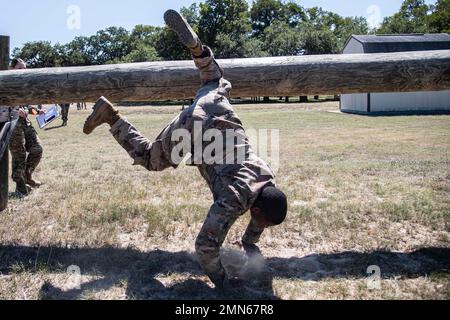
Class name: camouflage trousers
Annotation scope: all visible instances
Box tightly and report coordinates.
[195,172,248,287]
[60,104,70,122]
[9,119,43,183]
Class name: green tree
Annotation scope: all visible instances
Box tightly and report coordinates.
[333,16,370,52]
[122,25,162,63]
[262,21,303,56]
[215,33,244,58]
[301,7,338,49]
[58,36,95,66]
[250,0,305,36]
[111,44,160,63]
[198,0,251,53]
[250,0,284,36]
[88,27,132,64]
[130,25,161,48]
[300,27,339,54]
[378,0,430,34]
[298,7,368,54]
[243,38,269,57]
[12,41,60,68]
[304,6,340,29]
[155,27,191,60]
[428,0,450,33]
[180,3,201,26]
[282,1,306,27]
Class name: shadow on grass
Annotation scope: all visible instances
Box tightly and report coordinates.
[0,245,448,300]
[44,124,65,131]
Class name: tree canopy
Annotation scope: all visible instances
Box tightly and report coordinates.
[11,0,448,68]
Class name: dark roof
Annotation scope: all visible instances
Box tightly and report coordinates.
[346,33,450,53]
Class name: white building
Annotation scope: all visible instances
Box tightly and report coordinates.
[340,34,450,115]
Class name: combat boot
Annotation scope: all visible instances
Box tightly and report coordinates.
[83,96,121,135]
[164,10,204,57]
[16,180,32,197]
[26,169,42,188]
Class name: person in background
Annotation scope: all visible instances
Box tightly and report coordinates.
[8,58,45,196]
[59,103,70,126]
[77,102,87,111]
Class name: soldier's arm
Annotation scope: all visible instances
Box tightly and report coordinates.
[241,219,265,257]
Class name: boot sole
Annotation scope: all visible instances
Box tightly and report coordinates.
[83,96,110,135]
[164,10,198,48]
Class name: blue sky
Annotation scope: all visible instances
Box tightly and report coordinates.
[0,0,436,51]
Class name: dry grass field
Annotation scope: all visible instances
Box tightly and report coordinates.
[0,101,449,300]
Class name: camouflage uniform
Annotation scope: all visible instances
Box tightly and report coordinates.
[110,47,275,287]
[9,106,43,187]
[60,104,70,124]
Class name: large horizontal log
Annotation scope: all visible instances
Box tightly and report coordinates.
[0,50,449,106]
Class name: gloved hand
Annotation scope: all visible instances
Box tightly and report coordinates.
[233,240,263,257]
[242,242,263,258]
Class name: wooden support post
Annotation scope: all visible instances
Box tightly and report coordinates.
[0,35,10,212]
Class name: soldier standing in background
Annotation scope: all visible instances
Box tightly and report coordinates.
[77,102,87,111]
[59,103,70,126]
[8,59,45,196]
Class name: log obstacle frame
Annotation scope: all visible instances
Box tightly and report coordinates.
[0,34,450,211]
[0,35,10,211]
[0,49,449,106]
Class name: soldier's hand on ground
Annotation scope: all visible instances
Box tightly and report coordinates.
[233,240,263,258]
[242,242,263,258]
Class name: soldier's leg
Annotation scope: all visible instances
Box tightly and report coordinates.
[84,97,171,172]
[61,105,69,125]
[110,117,170,171]
[24,124,43,187]
[195,176,248,289]
[9,122,30,194]
[193,47,223,84]
[164,10,222,82]
[65,105,69,122]
[196,200,242,288]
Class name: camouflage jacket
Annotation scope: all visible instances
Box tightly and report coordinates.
[132,79,276,244]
